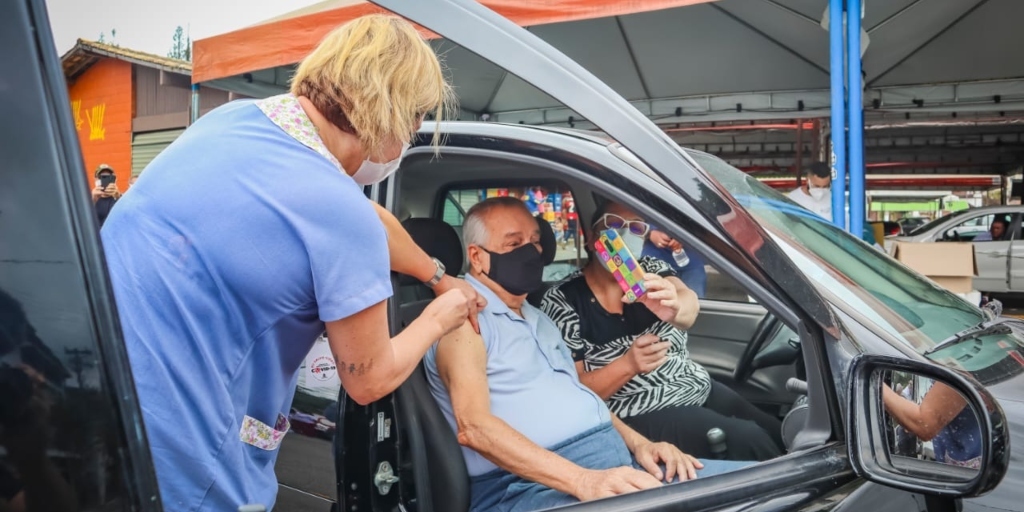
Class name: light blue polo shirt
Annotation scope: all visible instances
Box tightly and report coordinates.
[101,97,391,511]
[424,275,610,477]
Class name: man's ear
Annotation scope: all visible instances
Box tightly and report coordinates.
[467,245,488,274]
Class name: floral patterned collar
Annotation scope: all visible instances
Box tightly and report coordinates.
[256,94,343,172]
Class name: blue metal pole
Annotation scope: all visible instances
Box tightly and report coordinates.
[829,0,846,230]
[847,0,865,238]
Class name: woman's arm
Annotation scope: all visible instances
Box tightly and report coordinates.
[540,286,668,400]
[325,290,470,405]
[882,382,967,441]
[368,200,485,331]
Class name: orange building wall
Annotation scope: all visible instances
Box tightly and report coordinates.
[67,59,133,190]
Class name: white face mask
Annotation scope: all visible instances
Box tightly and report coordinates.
[616,229,647,259]
[809,187,830,201]
[351,143,409,185]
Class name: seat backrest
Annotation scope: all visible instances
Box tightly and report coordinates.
[527,216,560,307]
[394,218,469,512]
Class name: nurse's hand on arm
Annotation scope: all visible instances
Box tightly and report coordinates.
[369,201,486,332]
[436,322,661,501]
[326,289,471,405]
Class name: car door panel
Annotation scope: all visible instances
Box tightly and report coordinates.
[2,0,161,509]
[1008,215,1024,292]
[688,300,796,407]
[687,300,765,378]
[973,240,1011,292]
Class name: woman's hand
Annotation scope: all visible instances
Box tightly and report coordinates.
[634,274,683,322]
[433,275,487,333]
[421,288,474,338]
[625,333,669,375]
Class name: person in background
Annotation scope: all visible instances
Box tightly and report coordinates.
[563,194,579,246]
[90,164,120,227]
[972,217,1007,242]
[553,217,567,249]
[786,162,832,221]
[643,228,707,299]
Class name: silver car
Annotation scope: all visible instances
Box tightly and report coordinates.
[889,205,1023,293]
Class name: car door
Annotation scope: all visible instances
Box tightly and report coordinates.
[937,213,1014,293]
[1006,213,1024,292]
[1,0,162,510]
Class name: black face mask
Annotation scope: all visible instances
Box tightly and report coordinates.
[483,244,545,296]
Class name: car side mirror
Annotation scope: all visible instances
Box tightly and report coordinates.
[847,355,1009,498]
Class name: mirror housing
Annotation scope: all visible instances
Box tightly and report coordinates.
[848,355,1010,497]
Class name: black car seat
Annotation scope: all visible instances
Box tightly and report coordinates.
[392,218,469,512]
[527,216,559,307]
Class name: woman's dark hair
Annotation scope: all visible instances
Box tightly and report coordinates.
[589,199,616,228]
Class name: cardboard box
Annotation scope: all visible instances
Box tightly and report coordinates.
[891,242,978,293]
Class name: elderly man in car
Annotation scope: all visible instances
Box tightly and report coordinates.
[424,197,749,512]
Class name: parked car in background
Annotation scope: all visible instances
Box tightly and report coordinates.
[888,206,1024,293]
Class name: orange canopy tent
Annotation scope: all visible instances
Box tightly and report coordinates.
[192,0,715,84]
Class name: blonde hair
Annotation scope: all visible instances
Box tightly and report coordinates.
[291,14,455,157]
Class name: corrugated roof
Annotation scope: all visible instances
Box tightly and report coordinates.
[62,39,192,81]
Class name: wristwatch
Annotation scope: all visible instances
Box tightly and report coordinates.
[424,257,446,288]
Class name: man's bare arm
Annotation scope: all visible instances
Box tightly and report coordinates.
[437,322,588,496]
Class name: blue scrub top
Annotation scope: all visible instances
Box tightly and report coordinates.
[101,97,392,511]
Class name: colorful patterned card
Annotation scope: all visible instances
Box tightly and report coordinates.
[594,229,646,302]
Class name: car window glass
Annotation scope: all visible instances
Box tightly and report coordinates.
[439,186,587,280]
[944,214,993,241]
[690,151,985,354]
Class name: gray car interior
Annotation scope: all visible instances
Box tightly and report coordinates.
[387,147,809,487]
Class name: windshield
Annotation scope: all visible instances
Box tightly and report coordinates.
[686,151,985,354]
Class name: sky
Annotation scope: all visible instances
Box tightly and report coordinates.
[46,0,322,56]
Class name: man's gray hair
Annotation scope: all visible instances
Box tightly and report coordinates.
[463,197,531,248]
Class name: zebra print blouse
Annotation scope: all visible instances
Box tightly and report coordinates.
[540,256,712,418]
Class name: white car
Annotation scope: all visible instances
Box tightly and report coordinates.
[888,206,1022,293]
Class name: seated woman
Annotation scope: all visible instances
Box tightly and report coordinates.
[540,201,784,461]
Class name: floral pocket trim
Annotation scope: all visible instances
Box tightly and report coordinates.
[239,414,290,451]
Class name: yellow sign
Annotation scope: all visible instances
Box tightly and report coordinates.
[87,104,106,141]
[71,100,83,131]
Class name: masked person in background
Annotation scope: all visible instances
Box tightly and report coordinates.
[786,162,832,222]
[541,201,783,461]
[100,15,485,512]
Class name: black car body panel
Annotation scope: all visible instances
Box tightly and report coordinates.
[1,0,162,510]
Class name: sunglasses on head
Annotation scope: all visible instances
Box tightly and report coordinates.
[596,213,650,237]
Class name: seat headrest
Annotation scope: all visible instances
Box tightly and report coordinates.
[399,218,464,286]
[537,216,557,266]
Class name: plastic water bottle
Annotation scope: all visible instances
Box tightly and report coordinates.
[672,248,690,268]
